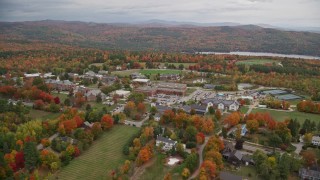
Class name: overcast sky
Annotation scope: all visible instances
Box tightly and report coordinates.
[0,0,319,27]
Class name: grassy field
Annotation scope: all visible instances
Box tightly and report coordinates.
[55,125,139,180]
[28,109,61,120]
[139,62,196,68]
[240,106,250,114]
[111,69,140,77]
[236,59,279,65]
[140,154,182,180]
[52,92,68,103]
[140,69,182,75]
[251,108,320,123]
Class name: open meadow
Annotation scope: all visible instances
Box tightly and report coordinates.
[54,125,139,180]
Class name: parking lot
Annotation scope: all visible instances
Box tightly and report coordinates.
[149,94,180,105]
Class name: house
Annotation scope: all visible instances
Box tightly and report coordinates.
[203,84,216,89]
[46,79,75,91]
[220,171,242,180]
[84,89,106,101]
[114,90,131,98]
[84,121,94,128]
[67,73,79,81]
[154,113,161,121]
[24,73,41,78]
[132,79,150,84]
[101,76,118,85]
[156,105,172,114]
[160,74,180,81]
[241,124,248,136]
[181,105,207,115]
[42,72,55,78]
[131,72,146,79]
[222,141,253,166]
[299,167,320,180]
[202,97,240,111]
[312,136,320,146]
[156,136,177,151]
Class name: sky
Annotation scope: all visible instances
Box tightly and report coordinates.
[0,0,319,27]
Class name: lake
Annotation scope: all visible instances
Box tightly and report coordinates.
[197,51,320,60]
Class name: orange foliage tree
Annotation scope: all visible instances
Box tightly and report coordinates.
[101,114,114,130]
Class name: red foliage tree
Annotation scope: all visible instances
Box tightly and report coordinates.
[101,114,114,130]
[54,96,60,104]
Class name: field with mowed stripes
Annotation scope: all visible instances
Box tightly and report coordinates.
[54,125,139,180]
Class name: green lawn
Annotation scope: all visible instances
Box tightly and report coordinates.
[55,125,139,180]
[28,109,61,120]
[140,69,182,75]
[236,59,279,66]
[139,62,196,68]
[52,92,68,102]
[251,108,320,123]
[186,88,197,96]
[240,106,249,114]
[111,69,140,77]
[140,154,182,180]
[227,165,261,180]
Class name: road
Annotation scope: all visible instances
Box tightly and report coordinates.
[124,113,149,128]
[188,136,210,180]
[37,133,59,150]
[246,100,259,115]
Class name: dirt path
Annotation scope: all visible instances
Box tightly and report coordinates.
[131,157,157,180]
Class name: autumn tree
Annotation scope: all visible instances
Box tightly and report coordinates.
[201,160,217,179]
[202,118,214,134]
[101,114,114,130]
[246,119,259,133]
[181,168,190,179]
[196,132,205,145]
[302,150,317,167]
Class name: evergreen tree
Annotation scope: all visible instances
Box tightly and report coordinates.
[24,141,39,172]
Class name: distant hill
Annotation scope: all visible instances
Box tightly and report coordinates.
[0,20,320,56]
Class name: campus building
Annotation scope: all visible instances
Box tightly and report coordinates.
[135,82,187,96]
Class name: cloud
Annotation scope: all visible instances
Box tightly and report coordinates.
[0,0,319,27]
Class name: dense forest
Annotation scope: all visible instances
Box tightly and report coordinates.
[0,21,320,56]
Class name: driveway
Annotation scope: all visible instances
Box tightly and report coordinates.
[124,113,149,128]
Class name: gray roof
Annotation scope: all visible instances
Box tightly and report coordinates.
[157,136,176,144]
[204,84,216,89]
[156,105,172,113]
[202,97,239,107]
[85,89,105,96]
[231,150,243,161]
[300,168,320,179]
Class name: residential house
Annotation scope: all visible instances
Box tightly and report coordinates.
[46,79,75,91]
[131,72,146,79]
[312,136,320,146]
[202,97,240,111]
[180,104,207,115]
[160,74,180,81]
[203,84,216,89]
[101,75,118,85]
[154,113,161,122]
[84,89,106,102]
[299,167,320,180]
[156,136,177,151]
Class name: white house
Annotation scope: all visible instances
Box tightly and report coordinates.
[312,136,320,146]
[203,97,240,111]
[156,136,177,151]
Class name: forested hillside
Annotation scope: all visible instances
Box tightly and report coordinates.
[0,20,320,56]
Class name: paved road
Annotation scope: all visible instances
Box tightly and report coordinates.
[292,142,304,155]
[188,136,211,180]
[37,133,59,150]
[124,113,149,128]
[246,100,259,115]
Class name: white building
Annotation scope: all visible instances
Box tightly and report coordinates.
[202,97,240,111]
[156,136,177,151]
[114,90,131,98]
[312,136,320,146]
